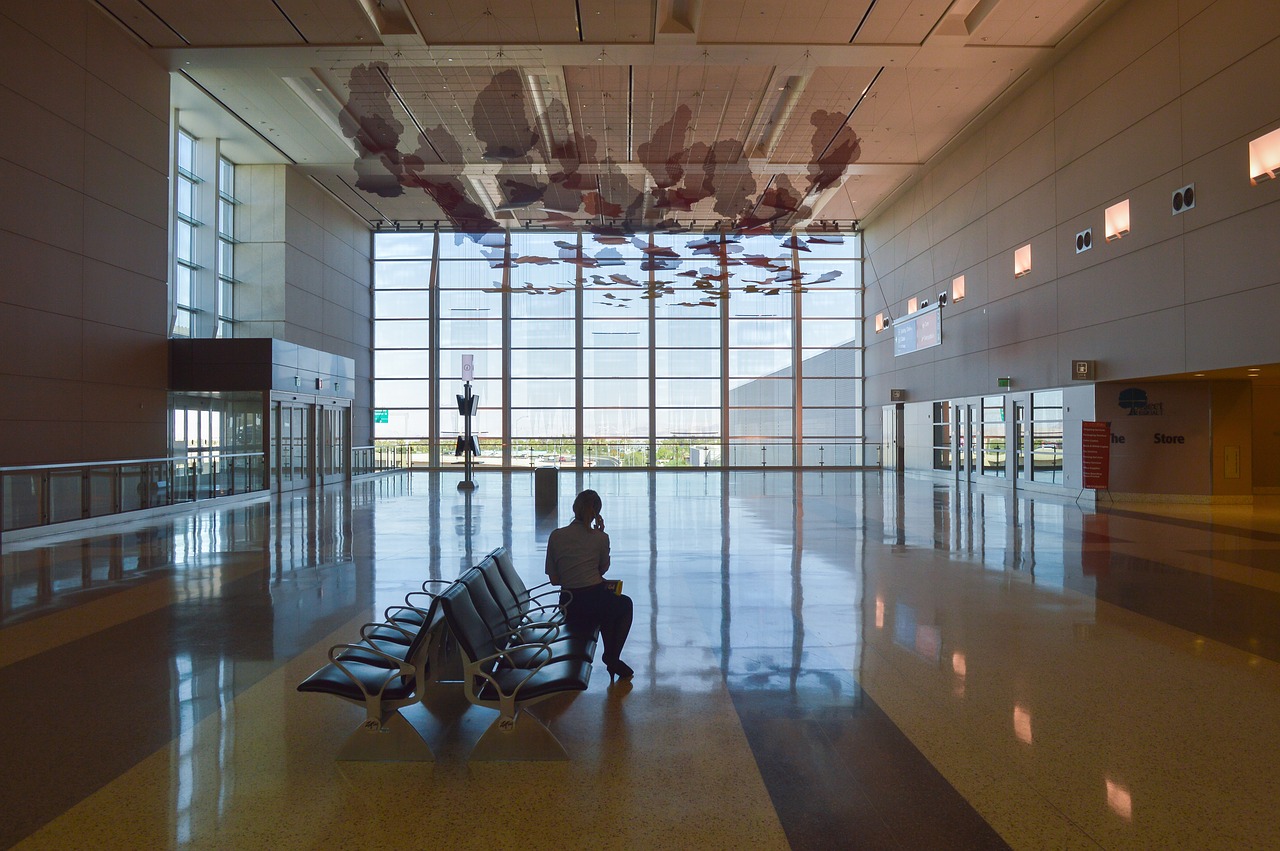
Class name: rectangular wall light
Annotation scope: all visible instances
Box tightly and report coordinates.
[1105,199,1130,241]
[1250,127,1280,185]
[875,313,886,333]
[908,297,919,314]
[952,275,965,300]
[1013,244,1032,278]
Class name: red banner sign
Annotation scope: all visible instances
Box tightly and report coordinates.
[1082,421,1111,489]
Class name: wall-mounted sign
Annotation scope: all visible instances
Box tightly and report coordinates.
[1072,359,1097,380]
[997,377,1012,388]
[461,353,475,381]
[892,304,941,357]
[374,409,389,424]
[890,389,907,402]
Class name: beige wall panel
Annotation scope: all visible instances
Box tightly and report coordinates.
[1051,0,1176,115]
[986,125,1056,213]
[926,219,987,293]
[1181,135,1278,228]
[85,7,168,121]
[82,198,167,280]
[988,281,1058,348]
[1055,34,1181,170]
[988,336,1061,393]
[1210,379,1253,495]
[83,137,169,229]
[0,421,86,466]
[1180,0,1218,25]
[80,323,167,387]
[0,159,85,253]
[985,176,1056,258]
[1251,383,1280,487]
[1183,203,1280,302]
[0,86,86,191]
[323,302,355,342]
[84,78,170,174]
[285,284,324,333]
[925,175,986,250]
[983,74,1055,168]
[1056,307,1187,380]
[0,304,83,379]
[79,418,166,462]
[924,132,989,207]
[81,381,168,424]
[1057,240,1186,333]
[987,230,1054,304]
[285,244,325,297]
[1185,284,1280,370]
[1054,104,1183,221]
[82,259,167,334]
[0,375,84,422]
[1180,36,1280,163]
[1179,0,1280,90]
[0,16,87,125]
[0,231,83,317]
[1,1,88,64]
[285,209,326,265]
[239,165,287,241]
[934,301,990,358]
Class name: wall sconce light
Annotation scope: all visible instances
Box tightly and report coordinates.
[1013,244,1032,278]
[293,376,301,388]
[875,313,887,333]
[1075,227,1093,253]
[908,296,919,313]
[1250,127,1280,185]
[937,291,948,306]
[952,274,965,301]
[1172,184,1195,214]
[1105,199,1130,241]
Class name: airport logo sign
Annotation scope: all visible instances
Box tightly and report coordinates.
[1118,387,1163,416]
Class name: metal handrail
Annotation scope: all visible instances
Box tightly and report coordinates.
[0,449,265,473]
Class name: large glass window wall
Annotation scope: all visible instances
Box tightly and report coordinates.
[373,229,863,468]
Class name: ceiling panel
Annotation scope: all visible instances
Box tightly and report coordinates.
[700,0,870,44]
[578,0,656,44]
[275,0,380,43]
[976,0,1107,47]
[95,0,188,47]
[138,0,306,45]
[405,0,580,43]
[852,0,952,45]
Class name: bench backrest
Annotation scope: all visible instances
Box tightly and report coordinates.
[438,574,500,665]
[479,557,527,624]
[460,561,516,639]
[488,546,533,602]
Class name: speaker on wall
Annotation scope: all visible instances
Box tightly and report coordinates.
[1172,183,1195,215]
[1075,227,1093,254]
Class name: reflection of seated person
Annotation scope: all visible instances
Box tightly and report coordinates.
[545,489,634,682]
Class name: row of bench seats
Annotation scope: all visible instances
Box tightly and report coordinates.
[297,547,598,761]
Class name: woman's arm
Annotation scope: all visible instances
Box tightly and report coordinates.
[544,533,560,584]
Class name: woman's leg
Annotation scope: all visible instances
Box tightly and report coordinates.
[599,592,633,665]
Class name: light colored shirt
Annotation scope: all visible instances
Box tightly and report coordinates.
[545,519,610,589]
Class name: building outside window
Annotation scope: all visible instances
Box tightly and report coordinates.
[373,229,863,469]
[173,129,200,337]
[216,157,237,338]
[982,396,1006,476]
[1032,390,1064,483]
[933,401,952,471]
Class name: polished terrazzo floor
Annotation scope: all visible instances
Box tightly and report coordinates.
[3,470,1280,849]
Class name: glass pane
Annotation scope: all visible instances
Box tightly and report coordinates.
[375,320,429,348]
[584,320,648,347]
[375,233,435,259]
[801,319,856,349]
[801,378,857,407]
[511,409,575,437]
[375,261,432,289]
[512,319,574,347]
[375,379,430,408]
[729,378,792,406]
[177,131,196,172]
[374,409,432,438]
[728,410,792,438]
[375,290,430,318]
[510,348,574,376]
[439,351,500,380]
[376,349,429,377]
[656,378,720,407]
[656,349,721,378]
[584,348,647,377]
[655,319,720,347]
[175,264,193,307]
[585,379,648,406]
[729,319,791,347]
[511,379,576,407]
[730,349,791,378]
[438,320,502,348]
[583,408,648,437]
[801,287,858,317]
[656,408,720,436]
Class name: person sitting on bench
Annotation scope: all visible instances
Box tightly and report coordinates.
[545,489,634,682]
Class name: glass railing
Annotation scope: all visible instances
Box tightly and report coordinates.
[352,444,411,475]
[1,450,267,534]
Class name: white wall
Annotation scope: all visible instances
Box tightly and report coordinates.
[0,1,170,465]
[863,0,1280,455]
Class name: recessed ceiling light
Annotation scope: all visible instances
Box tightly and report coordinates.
[1194,373,1205,377]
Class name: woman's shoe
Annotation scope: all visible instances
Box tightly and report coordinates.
[605,660,634,682]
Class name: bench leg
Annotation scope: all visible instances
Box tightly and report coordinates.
[469,710,568,761]
[335,712,434,762]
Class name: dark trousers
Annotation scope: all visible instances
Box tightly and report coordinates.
[562,583,633,665]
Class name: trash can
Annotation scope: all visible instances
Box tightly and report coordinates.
[534,466,558,514]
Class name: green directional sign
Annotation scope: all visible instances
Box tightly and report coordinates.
[374,409,389,424]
